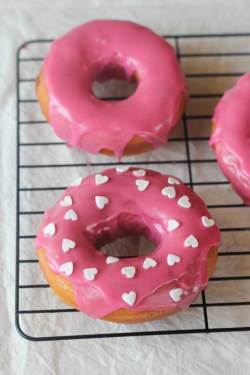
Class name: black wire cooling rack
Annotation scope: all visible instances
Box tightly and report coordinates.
[16,33,250,341]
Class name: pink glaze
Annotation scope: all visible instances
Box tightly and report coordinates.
[36,168,221,319]
[43,20,188,159]
[210,73,250,205]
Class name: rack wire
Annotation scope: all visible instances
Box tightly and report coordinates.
[16,33,250,341]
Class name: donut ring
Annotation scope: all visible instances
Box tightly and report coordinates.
[36,20,188,159]
[36,168,221,323]
[210,73,250,205]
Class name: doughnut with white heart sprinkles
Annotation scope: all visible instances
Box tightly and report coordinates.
[36,168,221,324]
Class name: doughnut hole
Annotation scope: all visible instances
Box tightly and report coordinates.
[100,235,155,258]
[84,213,160,258]
[91,63,138,101]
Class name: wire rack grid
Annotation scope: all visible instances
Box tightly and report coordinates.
[16,33,250,341]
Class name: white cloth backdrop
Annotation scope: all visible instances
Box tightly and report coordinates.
[1,1,250,374]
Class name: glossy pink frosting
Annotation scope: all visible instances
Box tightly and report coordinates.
[210,73,250,205]
[43,20,188,159]
[36,168,221,318]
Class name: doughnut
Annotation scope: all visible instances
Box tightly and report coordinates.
[209,73,250,205]
[36,168,221,324]
[36,20,188,159]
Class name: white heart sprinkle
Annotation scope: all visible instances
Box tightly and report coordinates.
[64,209,78,221]
[168,176,180,185]
[122,291,136,306]
[136,179,149,192]
[143,257,157,269]
[162,186,176,198]
[71,177,83,186]
[83,268,98,281]
[169,288,183,302]
[133,169,146,177]
[184,235,199,248]
[95,174,109,185]
[43,223,56,236]
[60,261,73,276]
[106,256,119,264]
[62,238,76,253]
[60,195,72,207]
[202,216,215,228]
[167,254,181,266]
[178,195,191,208]
[116,166,129,173]
[167,219,180,232]
[193,286,199,293]
[121,266,136,278]
[95,196,109,209]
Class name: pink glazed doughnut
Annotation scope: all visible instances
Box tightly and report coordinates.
[210,73,250,205]
[36,20,188,159]
[36,168,221,323]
